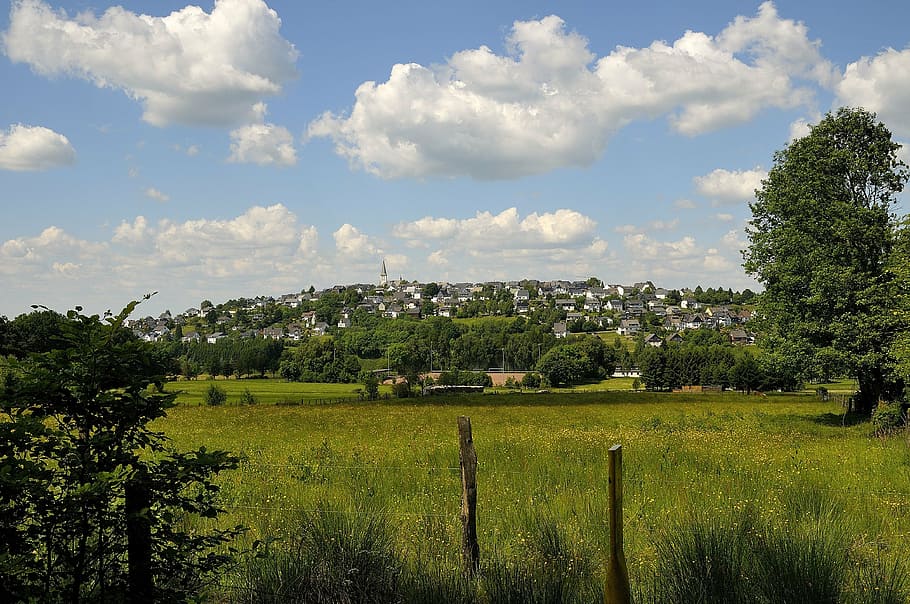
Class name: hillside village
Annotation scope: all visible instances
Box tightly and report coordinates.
[129,262,757,347]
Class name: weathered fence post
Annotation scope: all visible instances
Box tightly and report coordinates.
[125,473,154,603]
[458,416,479,576]
[605,444,631,604]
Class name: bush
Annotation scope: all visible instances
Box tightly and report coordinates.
[871,400,906,436]
[205,383,227,406]
[521,372,541,388]
[239,387,257,405]
[392,380,412,398]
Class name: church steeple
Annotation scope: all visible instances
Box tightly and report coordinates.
[379,259,388,287]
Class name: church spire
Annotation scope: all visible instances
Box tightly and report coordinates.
[380,259,388,287]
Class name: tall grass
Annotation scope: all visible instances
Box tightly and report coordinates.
[231,504,402,603]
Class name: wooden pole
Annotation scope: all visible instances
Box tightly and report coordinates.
[458,416,479,576]
[605,444,631,604]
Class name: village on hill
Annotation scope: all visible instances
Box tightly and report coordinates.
[128,260,757,348]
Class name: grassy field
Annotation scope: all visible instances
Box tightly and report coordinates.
[155,390,910,600]
[162,377,393,405]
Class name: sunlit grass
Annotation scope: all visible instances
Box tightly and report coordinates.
[154,392,910,600]
[162,377,392,405]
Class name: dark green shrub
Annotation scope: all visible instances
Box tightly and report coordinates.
[521,372,541,388]
[205,383,227,406]
[239,387,257,405]
[871,400,905,436]
[392,381,412,398]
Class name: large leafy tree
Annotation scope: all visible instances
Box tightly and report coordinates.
[744,107,908,413]
[0,299,243,602]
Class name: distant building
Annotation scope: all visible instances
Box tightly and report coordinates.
[380,259,388,287]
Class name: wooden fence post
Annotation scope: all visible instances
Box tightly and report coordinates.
[458,416,479,576]
[605,444,631,604]
[125,474,154,603]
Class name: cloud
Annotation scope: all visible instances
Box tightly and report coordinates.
[788,117,811,141]
[390,207,608,280]
[722,229,748,250]
[145,187,170,202]
[0,123,75,171]
[898,142,910,167]
[228,122,297,166]
[173,144,200,157]
[620,230,752,286]
[694,167,767,204]
[0,226,105,280]
[3,0,298,127]
[715,213,734,222]
[837,47,910,138]
[113,216,148,244]
[1,204,333,314]
[333,223,379,258]
[310,3,831,179]
[649,219,679,231]
[624,233,698,261]
[394,208,596,249]
[674,199,697,209]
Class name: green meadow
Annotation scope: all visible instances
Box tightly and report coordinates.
[155,390,910,601]
[162,377,393,405]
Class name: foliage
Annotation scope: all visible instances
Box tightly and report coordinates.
[520,372,541,388]
[535,337,616,387]
[639,340,743,391]
[239,387,257,405]
[179,337,283,379]
[744,107,909,413]
[870,400,906,436]
[392,380,413,398]
[278,337,361,383]
[0,308,68,357]
[0,300,242,602]
[437,369,492,387]
[204,383,228,406]
[360,371,380,400]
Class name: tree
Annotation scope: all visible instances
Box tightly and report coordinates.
[890,219,910,382]
[536,346,586,387]
[360,371,380,400]
[205,383,227,406]
[744,107,909,413]
[0,299,242,602]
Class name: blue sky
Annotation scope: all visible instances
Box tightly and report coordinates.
[2,0,909,317]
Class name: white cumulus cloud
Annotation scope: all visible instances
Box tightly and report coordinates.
[837,47,910,138]
[310,2,831,179]
[394,207,596,249]
[0,123,75,171]
[334,224,380,258]
[228,122,297,166]
[3,0,298,127]
[694,167,767,204]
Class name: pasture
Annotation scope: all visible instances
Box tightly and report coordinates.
[162,377,392,405]
[155,390,910,601]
